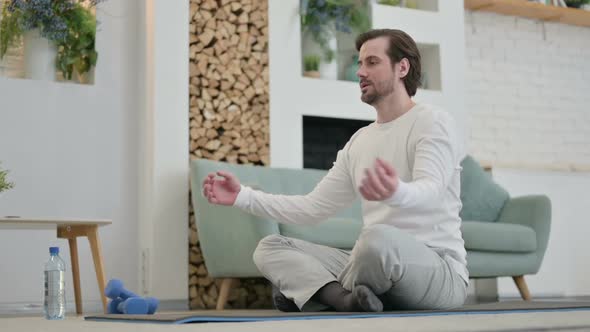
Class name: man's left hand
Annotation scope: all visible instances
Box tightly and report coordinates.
[359,158,399,201]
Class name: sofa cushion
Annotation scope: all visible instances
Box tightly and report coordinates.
[279,217,362,250]
[461,221,537,253]
[460,155,510,222]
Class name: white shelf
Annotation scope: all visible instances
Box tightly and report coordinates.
[298,77,443,119]
[0,75,96,93]
[297,76,374,121]
[301,2,445,87]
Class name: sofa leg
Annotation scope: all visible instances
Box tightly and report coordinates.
[216,278,237,310]
[512,275,531,301]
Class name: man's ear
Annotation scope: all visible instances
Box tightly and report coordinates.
[398,58,410,78]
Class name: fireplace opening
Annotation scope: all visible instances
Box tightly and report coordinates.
[303,116,372,170]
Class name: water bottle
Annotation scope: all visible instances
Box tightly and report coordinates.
[44,247,66,320]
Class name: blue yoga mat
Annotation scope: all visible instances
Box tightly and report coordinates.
[84,301,590,324]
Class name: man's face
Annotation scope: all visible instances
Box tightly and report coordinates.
[357,37,401,105]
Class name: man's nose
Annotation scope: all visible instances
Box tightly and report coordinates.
[357,66,367,79]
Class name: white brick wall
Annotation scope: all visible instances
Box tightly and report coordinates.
[465,11,590,171]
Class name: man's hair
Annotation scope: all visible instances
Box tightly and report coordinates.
[355,29,422,97]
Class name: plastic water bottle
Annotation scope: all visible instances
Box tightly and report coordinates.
[44,247,66,320]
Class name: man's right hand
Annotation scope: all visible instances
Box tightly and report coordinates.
[202,171,241,206]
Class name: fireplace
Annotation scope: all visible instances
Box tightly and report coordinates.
[303,116,372,170]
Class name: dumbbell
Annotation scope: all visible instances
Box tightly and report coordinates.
[107,298,122,314]
[105,279,159,314]
[107,297,149,314]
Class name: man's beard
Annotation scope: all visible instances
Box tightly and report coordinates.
[361,79,395,105]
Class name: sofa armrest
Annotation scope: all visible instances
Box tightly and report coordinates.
[193,197,280,278]
[190,158,281,279]
[496,195,551,272]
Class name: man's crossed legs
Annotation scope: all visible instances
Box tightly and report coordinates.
[253,224,467,312]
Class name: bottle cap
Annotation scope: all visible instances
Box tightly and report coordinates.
[49,247,59,255]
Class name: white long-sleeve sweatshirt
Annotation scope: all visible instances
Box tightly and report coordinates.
[234,103,469,283]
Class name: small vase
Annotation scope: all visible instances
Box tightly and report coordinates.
[303,71,321,78]
[318,35,338,80]
[23,29,57,81]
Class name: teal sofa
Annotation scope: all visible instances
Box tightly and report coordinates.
[190,156,551,310]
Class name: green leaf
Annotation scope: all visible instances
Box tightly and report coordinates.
[0,162,15,193]
[88,52,98,66]
[65,56,77,65]
[52,3,98,80]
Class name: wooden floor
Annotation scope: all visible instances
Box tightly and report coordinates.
[2,297,590,332]
[1,310,590,332]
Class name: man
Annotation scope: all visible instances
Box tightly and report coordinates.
[202,29,468,312]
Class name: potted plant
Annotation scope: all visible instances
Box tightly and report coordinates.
[300,0,370,79]
[303,54,321,78]
[0,0,102,83]
[0,162,14,194]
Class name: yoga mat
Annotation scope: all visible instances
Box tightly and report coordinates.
[84,301,590,324]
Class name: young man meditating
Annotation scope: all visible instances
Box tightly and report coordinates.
[202,29,468,312]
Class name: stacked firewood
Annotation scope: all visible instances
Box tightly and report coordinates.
[188,0,272,309]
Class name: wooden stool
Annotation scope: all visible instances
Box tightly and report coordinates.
[1,217,111,314]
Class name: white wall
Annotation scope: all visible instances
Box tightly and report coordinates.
[465,11,590,297]
[493,169,590,298]
[0,1,141,312]
[137,0,189,302]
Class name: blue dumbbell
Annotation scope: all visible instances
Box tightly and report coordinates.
[118,297,149,314]
[108,297,149,314]
[144,297,160,314]
[105,279,159,314]
[107,298,122,314]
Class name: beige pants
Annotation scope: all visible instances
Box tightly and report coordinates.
[253,224,467,311]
